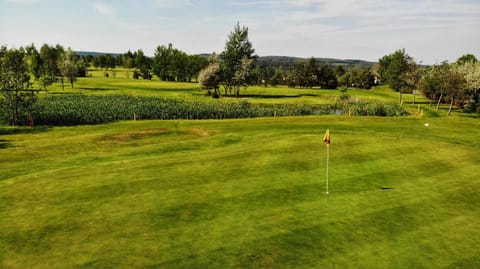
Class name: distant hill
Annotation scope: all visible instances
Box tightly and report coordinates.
[78,51,375,68]
[76,51,122,57]
[200,54,375,68]
[257,56,375,68]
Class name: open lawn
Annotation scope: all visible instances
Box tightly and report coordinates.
[1,116,479,268]
[39,69,431,107]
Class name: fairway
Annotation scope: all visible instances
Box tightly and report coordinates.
[1,116,479,268]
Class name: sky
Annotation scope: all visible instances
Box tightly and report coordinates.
[1,0,479,64]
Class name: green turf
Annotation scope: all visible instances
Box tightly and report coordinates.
[37,69,431,107]
[1,115,479,268]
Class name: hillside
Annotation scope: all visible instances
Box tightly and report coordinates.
[79,51,375,68]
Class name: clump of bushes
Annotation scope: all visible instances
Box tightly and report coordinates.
[339,101,408,116]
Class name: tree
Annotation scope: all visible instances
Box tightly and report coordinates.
[318,64,338,89]
[124,50,134,79]
[404,62,423,104]
[153,44,174,81]
[55,45,66,89]
[456,54,477,65]
[419,61,466,114]
[59,48,80,89]
[134,50,152,80]
[457,61,480,113]
[97,55,107,77]
[0,47,38,126]
[186,55,208,82]
[25,43,42,81]
[198,53,222,97]
[305,57,319,88]
[379,49,415,104]
[220,22,256,97]
[39,44,62,90]
[445,65,466,116]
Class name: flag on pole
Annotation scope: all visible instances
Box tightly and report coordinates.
[323,129,330,145]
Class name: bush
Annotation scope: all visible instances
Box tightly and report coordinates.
[340,102,408,116]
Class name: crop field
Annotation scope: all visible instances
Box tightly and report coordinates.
[1,115,479,268]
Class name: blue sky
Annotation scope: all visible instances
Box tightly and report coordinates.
[1,0,479,64]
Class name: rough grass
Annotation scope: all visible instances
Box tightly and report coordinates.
[1,116,479,268]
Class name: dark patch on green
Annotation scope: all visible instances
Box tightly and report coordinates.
[99,128,174,143]
[0,139,13,149]
[0,126,51,135]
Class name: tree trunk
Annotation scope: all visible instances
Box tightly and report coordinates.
[447,97,454,116]
[13,90,19,126]
[413,87,416,105]
[436,91,443,111]
[399,90,403,105]
[61,76,65,91]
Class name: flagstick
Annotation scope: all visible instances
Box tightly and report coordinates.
[326,143,330,195]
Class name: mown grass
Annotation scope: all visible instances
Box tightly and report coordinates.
[38,68,430,106]
[1,116,479,268]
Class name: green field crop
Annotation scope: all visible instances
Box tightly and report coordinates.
[1,116,479,268]
[30,95,407,126]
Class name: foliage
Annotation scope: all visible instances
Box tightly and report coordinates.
[198,53,222,97]
[153,44,207,82]
[456,61,480,113]
[318,64,338,89]
[378,49,415,103]
[221,22,256,96]
[39,44,64,89]
[59,48,81,89]
[0,47,38,126]
[339,101,408,116]
[419,61,467,114]
[134,49,152,80]
[456,54,478,65]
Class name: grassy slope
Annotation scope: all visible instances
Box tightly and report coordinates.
[1,116,479,268]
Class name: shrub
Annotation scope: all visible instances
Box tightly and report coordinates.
[340,102,408,116]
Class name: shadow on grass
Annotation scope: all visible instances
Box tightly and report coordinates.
[0,139,14,149]
[48,91,83,95]
[225,94,318,99]
[78,87,112,91]
[0,126,51,135]
[458,113,480,119]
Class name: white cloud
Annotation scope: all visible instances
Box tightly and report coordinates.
[92,2,116,17]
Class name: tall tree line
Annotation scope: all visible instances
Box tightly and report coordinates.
[379,50,479,114]
[89,46,208,82]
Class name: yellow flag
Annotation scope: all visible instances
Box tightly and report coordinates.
[323,129,330,145]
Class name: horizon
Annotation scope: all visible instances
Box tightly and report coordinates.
[1,0,479,65]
